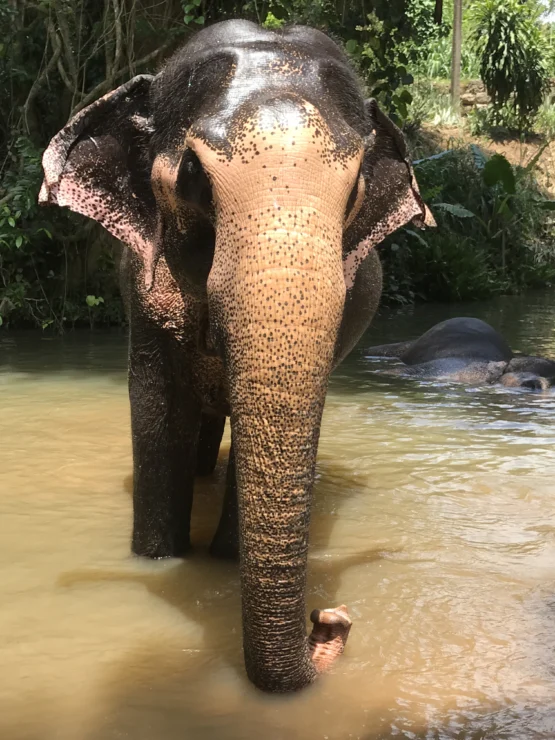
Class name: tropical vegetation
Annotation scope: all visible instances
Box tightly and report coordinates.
[0,0,554,329]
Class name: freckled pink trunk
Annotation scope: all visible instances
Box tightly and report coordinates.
[189,101,361,691]
[208,206,350,690]
[222,258,346,690]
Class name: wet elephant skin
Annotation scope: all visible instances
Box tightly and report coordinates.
[366,317,555,389]
[39,20,433,692]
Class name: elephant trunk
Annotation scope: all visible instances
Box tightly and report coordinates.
[223,259,347,691]
[188,99,363,691]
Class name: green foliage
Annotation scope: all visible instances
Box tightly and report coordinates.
[535,94,555,140]
[181,0,205,27]
[262,12,285,29]
[380,146,555,304]
[483,153,516,193]
[469,0,550,129]
[407,81,462,129]
[410,34,481,80]
[0,0,553,328]
[542,20,555,77]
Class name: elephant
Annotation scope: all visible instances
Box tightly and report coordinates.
[366,317,555,390]
[39,20,433,692]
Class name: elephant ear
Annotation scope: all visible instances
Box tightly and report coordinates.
[39,75,160,288]
[343,98,435,288]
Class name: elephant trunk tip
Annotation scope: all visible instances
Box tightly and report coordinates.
[308,604,352,674]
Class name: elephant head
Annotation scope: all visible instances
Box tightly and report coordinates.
[39,21,433,692]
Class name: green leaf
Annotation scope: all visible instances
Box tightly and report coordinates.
[183,13,194,23]
[183,3,195,10]
[0,316,3,327]
[403,228,430,248]
[15,235,22,248]
[8,217,15,227]
[483,154,516,195]
[434,203,477,219]
[399,89,413,104]
[345,39,359,54]
[86,295,97,307]
[497,199,512,218]
[194,15,205,24]
[470,144,487,170]
[396,101,408,119]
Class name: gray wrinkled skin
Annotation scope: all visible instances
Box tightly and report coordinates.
[367,317,555,390]
[39,20,434,693]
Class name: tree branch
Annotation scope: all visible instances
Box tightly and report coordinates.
[112,0,124,79]
[57,57,77,94]
[71,39,173,115]
[104,0,115,79]
[23,23,63,132]
[54,1,79,87]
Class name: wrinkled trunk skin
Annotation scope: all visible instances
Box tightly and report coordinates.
[189,100,362,691]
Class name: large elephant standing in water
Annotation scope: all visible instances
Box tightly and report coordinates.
[39,20,433,692]
[366,317,555,389]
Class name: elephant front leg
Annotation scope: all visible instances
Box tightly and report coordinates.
[128,326,201,559]
[209,443,239,560]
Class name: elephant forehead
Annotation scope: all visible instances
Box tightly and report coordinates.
[186,103,363,233]
[189,97,362,164]
[187,99,363,204]
[151,37,367,154]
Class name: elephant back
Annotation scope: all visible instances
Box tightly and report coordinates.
[401,317,513,365]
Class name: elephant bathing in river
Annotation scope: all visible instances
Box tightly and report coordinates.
[366,317,555,390]
[39,20,434,692]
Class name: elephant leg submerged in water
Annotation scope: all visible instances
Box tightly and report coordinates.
[39,20,433,692]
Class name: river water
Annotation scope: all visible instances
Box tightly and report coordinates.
[2,291,555,740]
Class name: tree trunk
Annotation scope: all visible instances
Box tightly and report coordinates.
[451,0,463,114]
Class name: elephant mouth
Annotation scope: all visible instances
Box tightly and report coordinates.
[308,605,352,673]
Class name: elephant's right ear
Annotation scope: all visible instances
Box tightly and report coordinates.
[39,75,160,287]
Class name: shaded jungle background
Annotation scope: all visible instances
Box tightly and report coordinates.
[0,0,554,330]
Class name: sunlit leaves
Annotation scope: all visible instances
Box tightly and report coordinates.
[469,0,549,127]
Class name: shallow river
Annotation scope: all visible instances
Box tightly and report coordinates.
[2,292,555,740]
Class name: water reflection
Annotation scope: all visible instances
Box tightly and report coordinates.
[2,292,555,739]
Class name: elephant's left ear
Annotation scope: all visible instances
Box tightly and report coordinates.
[39,75,160,287]
[343,98,435,287]
[364,98,435,229]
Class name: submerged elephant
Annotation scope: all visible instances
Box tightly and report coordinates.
[39,20,433,692]
[366,317,555,389]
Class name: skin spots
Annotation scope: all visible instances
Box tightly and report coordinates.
[39,19,433,694]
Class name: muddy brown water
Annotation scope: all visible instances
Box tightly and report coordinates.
[2,292,555,740]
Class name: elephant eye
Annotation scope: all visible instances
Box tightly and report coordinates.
[344,165,365,229]
[176,149,213,215]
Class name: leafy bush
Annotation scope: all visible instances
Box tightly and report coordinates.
[410,32,481,81]
[543,20,555,78]
[380,146,555,304]
[407,81,462,129]
[0,136,124,330]
[0,0,553,327]
[469,0,550,129]
[1,0,429,329]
